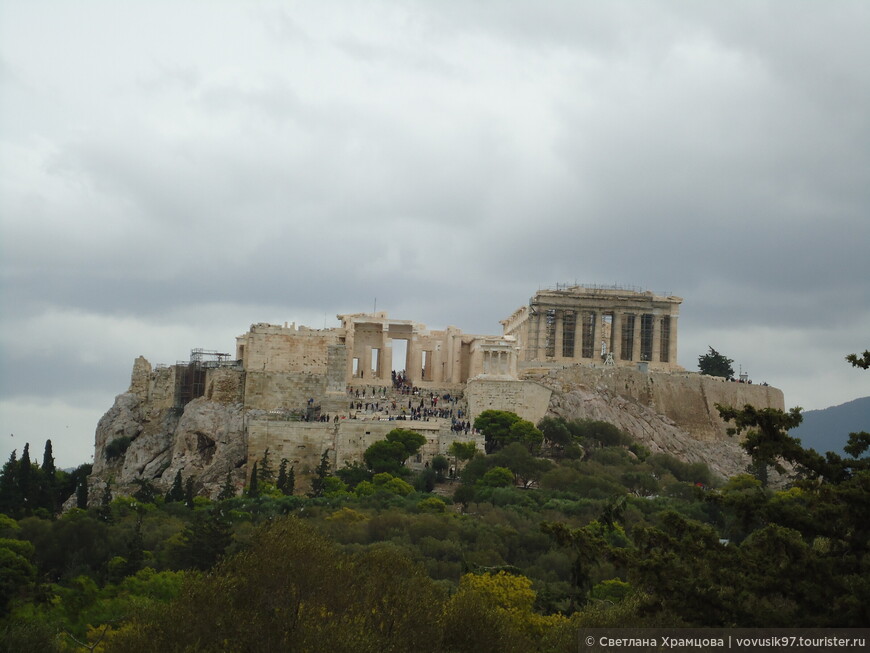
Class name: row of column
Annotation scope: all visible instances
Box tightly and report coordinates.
[532,309,676,365]
[481,349,511,375]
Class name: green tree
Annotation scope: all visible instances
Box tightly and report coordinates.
[386,428,426,458]
[335,461,371,489]
[184,477,195,509]
[431,455,449,481]
[258,448,275,486]
[538,416,576,458]
[363,430,425,475]
[846,350,870,369]
[541,520,611,611]
[247,462,260,498]
[275,458,297,496]
[170,508,233,571]
[218,471,236,501]
[276,458,288,494]
[453,484,476,511]
[308,451,330,498]
[448,441,477,462]
[131,479,158,505]
[0,538,36,616]
[165,470,184,503]
[285,465,295,496]
[18,444,34,516]
[0,450,21,517]
[474,410,521,453]
[40,440,57,514]
[478,467,514,488]
[698,347,734,378]
[508,419,544,453]
[75,476,88,510]
[491,442,552,488]
[716,404,805,486]
[97,482,113,522]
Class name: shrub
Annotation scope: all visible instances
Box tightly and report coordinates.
[105,437,132,460]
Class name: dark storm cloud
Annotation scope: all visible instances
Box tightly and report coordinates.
[1,1,869,466]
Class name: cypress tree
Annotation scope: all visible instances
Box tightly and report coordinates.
[41,440,57,513]
[41,440,56,477]
[98,482,113,522]
[218,471,236,501]
[166,470,184,503]
[309,451,330,498]
[0,450,20,517]
[276,458,288,494]
[286,465,295,496]
[76,476,88,509]
[247,462,260,497]
[184,477,195,509]
[258,448,274,485]
[18,443,33,515]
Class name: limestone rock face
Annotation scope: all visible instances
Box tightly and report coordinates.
[160,398,247,496]
[88,392,247,500]
[91,393,144,477]
[539,372,754,480]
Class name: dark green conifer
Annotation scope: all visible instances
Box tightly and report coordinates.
[247,462,260,497]
[76,476,88,509]
[166,470,184,503]
[40,439,58,513]
[184,477,195,509]
[98,482,113,522]
[258,448,274,485]
[286,465,295,496]
[0,450,20,517]
[308,451,330,497]
[276,458,288,495]
[218,471,235,501]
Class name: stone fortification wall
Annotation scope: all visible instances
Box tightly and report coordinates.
[129,355,178,410]
[243,372,329,412]
[525,366,785,479]
[246,418,482,491]
[465,379,553,424]
[205,368,246,404]
[529,366,784,442]
[238,324,340,374]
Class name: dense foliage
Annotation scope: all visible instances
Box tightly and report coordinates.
[698,346,735,378]
[2,356,868,650]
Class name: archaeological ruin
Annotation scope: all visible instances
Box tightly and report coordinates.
[87,284,785,499]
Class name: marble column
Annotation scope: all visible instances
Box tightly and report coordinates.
[632,314,642,363]
[535,310,547,360]
[651,314,661,364]
[363,345,372,378]
[611,312,622,361]
[591,311,601,360]
[668,316,678,366]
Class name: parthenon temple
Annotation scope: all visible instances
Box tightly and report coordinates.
[232,285,684,396]
[502,284,683,371]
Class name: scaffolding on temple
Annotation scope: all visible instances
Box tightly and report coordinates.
[175,349,234,409]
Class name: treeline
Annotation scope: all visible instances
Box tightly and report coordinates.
[2,395,869,649]
[0,441,91,518]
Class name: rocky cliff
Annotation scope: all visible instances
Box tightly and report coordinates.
[82,357,249,503]
[82,355,786,503]
[528,365,785,480]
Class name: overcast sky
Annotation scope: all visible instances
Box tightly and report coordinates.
[2,1,869,467]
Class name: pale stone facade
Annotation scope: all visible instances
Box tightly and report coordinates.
[502,285,683,371]
[235,313,519,392]
[88,285,788,498]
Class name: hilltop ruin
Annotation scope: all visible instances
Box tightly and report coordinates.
[87,285,783,498]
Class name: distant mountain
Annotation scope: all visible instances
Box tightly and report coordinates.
[791,397,870,455]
